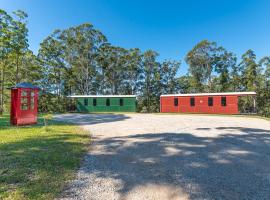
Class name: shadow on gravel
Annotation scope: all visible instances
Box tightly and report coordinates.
[53,113,130,125]
[79,127,270,200]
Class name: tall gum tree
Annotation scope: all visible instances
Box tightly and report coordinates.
[0,9,13,114]
[185,40,217,92]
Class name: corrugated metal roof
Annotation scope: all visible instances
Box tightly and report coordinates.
[161,92,256,97]
[67,95,136,98]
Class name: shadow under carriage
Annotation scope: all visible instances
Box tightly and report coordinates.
[53,113,131,125]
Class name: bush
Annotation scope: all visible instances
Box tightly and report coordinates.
[38,93,69,113]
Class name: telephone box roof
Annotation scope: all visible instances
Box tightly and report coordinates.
[10,82,40,89]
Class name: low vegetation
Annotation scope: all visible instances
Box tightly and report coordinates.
[0,115,90,200]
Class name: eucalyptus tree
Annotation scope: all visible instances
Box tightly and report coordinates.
[259,56,270,81]
[186,40,239,93]
[21,50,42,83]
[230,58,242,92]
[60,23,107,95]
[122,48,142,95]
[160,60,180,94]
[178,75,193,93]
[185,40,217,92]
[97,44,129,94]
[214,49,237,92]
[140,50,160,112]
[239,49,260,91]
[10,10,29,84]
[257,56,270,116]
[38,30,66,96]
[0,9,13,114]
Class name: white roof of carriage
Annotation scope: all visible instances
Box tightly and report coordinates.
[67,95,136,98]
[161,92,256,97]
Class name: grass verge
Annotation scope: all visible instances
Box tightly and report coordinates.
[155,112,270,121]
[0,114,90,200]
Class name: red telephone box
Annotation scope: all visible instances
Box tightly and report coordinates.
[10,82,40,126]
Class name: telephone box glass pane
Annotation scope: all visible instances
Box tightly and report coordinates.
[21,94,29,110]
[22,90,28,97]
[21,98,28,104]
[21,104,28,110]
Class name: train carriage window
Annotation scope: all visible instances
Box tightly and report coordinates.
[93,98,97,106]
[208,97,213,106]
[119,98,124,106]
[190,97,195,106]
[106,98,110,106]
[221,97,227,106]
[174,98,178,106]
[84,98,88,106]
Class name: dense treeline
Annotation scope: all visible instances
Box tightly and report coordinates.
[1,9,270,116]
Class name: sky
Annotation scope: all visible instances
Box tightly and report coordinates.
[1,0,270,74]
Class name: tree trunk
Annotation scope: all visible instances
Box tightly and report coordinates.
[0,62,6,115]
[146,77,150,113]
[0,65,3,115]
[16,54,19,84]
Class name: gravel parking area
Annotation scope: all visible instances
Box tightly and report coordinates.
[54,113,270,200]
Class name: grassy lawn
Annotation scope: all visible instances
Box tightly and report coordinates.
[0,114,90,200]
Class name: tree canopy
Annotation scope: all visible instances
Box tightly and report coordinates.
[0,9,270,116]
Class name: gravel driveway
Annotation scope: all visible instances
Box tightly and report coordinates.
[54,113,270,200]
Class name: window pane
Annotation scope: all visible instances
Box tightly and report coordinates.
[190,97,195,106]
[84,98,88,106]
[93,98,97,106]
[221,97,227,106]
[21,96,29,110]
[106,99,110,106]
[208,97,213,106]
[21,104,28,110]
[21,90,28,97]
[21,97,28,104]
[119,98,124,106]
[174,98,178,106]
[31,91,35,97]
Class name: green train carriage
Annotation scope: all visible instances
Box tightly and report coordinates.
[68,95,136,112]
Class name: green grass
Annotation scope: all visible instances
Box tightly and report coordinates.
[0,114,90,200]
[155,112,270,121]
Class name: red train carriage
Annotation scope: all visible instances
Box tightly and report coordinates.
[160,92,256,114]
[10,82,40,126]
